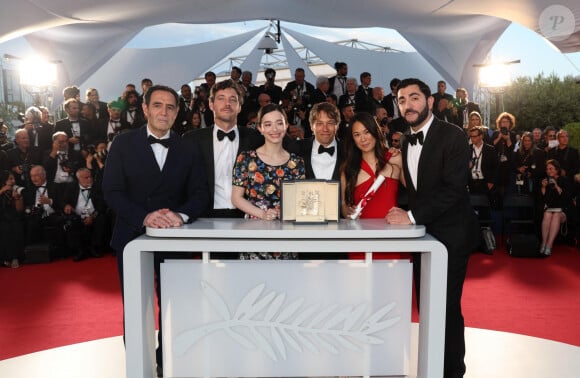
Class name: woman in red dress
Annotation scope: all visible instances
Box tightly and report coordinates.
[340,112,404,259]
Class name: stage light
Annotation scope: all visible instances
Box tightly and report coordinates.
[18,56,57,87]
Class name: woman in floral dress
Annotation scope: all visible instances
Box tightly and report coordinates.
[232,104,305,259]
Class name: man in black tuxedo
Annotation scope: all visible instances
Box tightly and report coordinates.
[6,129,42,188]
[120,90,146,130]
[25,106,53,153]
[103,85,209,375]
[328,61,348,99]
[383,78,401,123]
[452,88,481,129]
[173,84,193,135]
[283,68,315,106]
[60,167,107,261]
[467,127,499,195]
[23,165,65,248]
[548,129,579,185]
[386,78,479,378]
[300,102,344,181]
[85,88,109,121]
[54,99,91,153]
[299,102,346,259]
[184,80,261,218]
[43,131,83,185]
[432,80,454,112]
[354,72,373,113]
[259,68,283,105]
[238,70,259,127]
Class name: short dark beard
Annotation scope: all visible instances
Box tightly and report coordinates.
[404,104,430,129]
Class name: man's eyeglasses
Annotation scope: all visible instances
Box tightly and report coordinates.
[548,134,556,139]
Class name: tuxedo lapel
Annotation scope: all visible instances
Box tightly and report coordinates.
[401,135,416,193]
[304,138,315,179]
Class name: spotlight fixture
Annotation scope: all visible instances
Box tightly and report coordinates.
[257,20,280,54]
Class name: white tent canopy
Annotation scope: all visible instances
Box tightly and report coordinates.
[1,0,578,101]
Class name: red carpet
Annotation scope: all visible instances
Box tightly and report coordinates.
[1,245,579,361]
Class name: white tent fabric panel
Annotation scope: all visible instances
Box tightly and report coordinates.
[283,28,444,89]
[81,29,262,100]
[280,32,317,85]
[240,30,268,82]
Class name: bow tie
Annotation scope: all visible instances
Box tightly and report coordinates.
[36,185,46,190]
[318,145,335,156]
[81,188,91,192]
[407,131,424,146]
[148,135,170,148]
[217,129,236,141]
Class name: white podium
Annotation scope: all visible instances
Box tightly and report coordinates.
[123,218,447,378]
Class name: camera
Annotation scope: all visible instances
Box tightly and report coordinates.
[380,118,389,127]
[86,145,96,155]
[500,127,509,135]
[19,162,31,180]
[61,159,78,171]
[94,150,107,159]
[548,177,556,185]
[13,185,25,196]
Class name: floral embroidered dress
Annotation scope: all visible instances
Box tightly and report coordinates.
[233,150,305,260]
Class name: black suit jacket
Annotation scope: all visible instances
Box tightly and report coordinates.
[547,146,579,179]
[470,143,498,186]
[402,117,479,255]
[120,107,147,131]
[93,101,110,122]
[299,137,344,180]
[61,182,107,214]
[6,146,43,187]
[183,125,262,214]
[102,126,209,253]
[283,81,315,101]
[383,93,398,118]
[54,118,91,150]
[42,149,84,184]
[354,86,373,113]
[22,182,61,213]
[30,123,54,152]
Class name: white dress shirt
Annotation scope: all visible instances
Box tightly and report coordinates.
[406,114,435,224]
[311,139,337,180]
[213,126,239,209]
[75,186,95,217]
[147,128,170,170]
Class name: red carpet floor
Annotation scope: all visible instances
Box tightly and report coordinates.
[1,244,579,361]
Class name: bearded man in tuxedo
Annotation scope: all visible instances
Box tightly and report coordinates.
[386,78,479,378]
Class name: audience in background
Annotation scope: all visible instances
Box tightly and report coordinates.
[3,71,580,268]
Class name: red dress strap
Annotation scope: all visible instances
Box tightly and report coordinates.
[360,159,376,178]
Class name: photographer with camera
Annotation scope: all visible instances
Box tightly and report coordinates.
[0,170,25,268]
[513,132,545,195]
[258,68,283,105]
[539,159,573,256]
[6,129,42,188]
[375,105,391,145]
[55,99,90,153]
[85,141,107,187]
[492,112,517,204]
[43,131,83,185]
[283,68,315,106]
[61,167,107,261]
[22,165,65,254]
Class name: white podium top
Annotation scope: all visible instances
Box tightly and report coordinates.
[146,218,426,239]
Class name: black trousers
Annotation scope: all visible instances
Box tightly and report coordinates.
[413,250,471,378]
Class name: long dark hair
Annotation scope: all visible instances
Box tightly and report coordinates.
[341,112,387,206]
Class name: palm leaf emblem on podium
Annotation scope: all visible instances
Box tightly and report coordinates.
[174,281,401,360]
